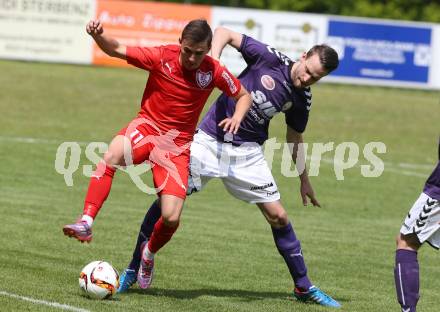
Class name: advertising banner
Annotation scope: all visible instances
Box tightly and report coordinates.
[211,7,328,75]
[327,19,432,87]
[93,0,211,67]
[1,0,439,89]
[0,0,95,64]
[429,24,440,88]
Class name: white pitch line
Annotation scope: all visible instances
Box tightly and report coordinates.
[0,291,90,312]
[0,136,89,146]
[395,162,434,170]
[314,156,430,178]
[382,167,428,178]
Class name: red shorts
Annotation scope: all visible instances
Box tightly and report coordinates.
[117,118,190,199]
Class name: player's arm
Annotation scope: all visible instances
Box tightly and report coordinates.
[286,126,321,207]
[86,20,127,60]
[219,86,252,134]
[211,26,243,60]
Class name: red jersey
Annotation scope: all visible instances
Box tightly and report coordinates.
[126,45,242,145]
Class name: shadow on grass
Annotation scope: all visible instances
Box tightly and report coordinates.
[79,292,122,302]
[128,288,286,301]
[122,287,349,304]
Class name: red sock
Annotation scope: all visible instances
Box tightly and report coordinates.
[83,162,116,219]
[148,217,179,253]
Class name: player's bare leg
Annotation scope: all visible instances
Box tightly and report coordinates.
[258,201,340,308]
[394,233,421,312]
[63,135,129,243]
[138,195,184,289]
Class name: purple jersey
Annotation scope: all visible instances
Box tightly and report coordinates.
[423,138,440,200]
[199,35,311,145]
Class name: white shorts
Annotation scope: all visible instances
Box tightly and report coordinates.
[400,192,440,249]
[187,130,280,203]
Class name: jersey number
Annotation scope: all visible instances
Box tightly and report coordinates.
[130,129,144,145]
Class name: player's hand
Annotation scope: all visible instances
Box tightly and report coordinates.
[218,117,241,134]
[300,179,321,207]
[86,20,104,37]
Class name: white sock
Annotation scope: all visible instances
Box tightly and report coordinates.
[81,215,94,227]
[143,244,155,260]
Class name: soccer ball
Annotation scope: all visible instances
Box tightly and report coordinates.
[79,261,119,299]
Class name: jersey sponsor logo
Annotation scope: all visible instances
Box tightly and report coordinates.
[221,71,238,94]
[261,75,275,90]
[250,182,274,191]
[196,70,212,88]
[251,90,277,120]
[248,108,265,125]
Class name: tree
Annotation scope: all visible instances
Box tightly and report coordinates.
[149,0,440,23]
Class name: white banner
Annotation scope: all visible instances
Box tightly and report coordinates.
[211,7,328,75]
[428,24,440,88]
[0,0,96,64]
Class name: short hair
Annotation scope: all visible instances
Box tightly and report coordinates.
[306,44,339,73]
[181,19,212,46]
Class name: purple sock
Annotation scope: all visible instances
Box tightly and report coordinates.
[127,199,161,272]
[272,223,312,291]
[394,249,419,312]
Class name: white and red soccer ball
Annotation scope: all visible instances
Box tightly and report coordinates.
[79,261,119,299]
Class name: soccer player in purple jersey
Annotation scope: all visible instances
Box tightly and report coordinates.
[118,27,341,307]
[394,138,440,312]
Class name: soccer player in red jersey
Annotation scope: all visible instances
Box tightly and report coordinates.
[63,19,251,267]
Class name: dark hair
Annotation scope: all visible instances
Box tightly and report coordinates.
[181,19,212,46]
[306,44,339,73]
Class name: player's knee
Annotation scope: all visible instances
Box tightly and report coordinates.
[396,233,420,251]
[278,211,289,226]
[395,233,403,247]
[267,212,288,227]
[161,214,180,227]
[103,151,122,166]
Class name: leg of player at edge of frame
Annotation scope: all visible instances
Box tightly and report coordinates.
[394,233,421,312]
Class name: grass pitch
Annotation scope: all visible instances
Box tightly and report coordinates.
[0,59,439,311]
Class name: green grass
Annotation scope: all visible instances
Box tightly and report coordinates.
[0,59,439,311]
